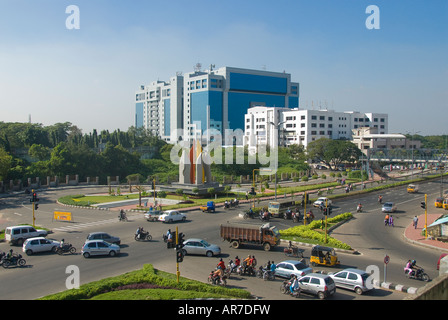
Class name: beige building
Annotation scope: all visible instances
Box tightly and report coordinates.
[352,127,421,156]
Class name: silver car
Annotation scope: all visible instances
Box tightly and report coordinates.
[82,240,120,258]
[274,260,313,278]
[182,238,221,257]
[22,237,60,255]
[86,232,121,245]
[382,202,397,213]
[329,268,373,295]
[298,273,336,299]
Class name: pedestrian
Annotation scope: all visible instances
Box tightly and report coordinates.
[413,216,418,229]
[245,191,248,201]
[384,214,389,226]
[389,215,394,227]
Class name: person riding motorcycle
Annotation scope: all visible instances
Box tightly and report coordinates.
[119,209,127,220]
[217,258,226,271]
[357,203,362,212]
[290,275,299,295]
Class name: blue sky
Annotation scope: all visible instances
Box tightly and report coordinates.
[0,0,447,135]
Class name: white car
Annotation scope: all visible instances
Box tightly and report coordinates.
[5,225,48,246]
[313,197,332,207]
[158,210,186,223]
[23,237,60,255]
[82,240,120,258]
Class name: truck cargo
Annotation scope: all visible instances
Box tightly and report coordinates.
[220,223,280,251]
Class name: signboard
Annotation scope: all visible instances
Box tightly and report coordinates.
[384,255,390,264]
[53,211,73,222]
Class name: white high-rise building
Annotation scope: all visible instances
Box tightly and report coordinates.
[244,106,388,152]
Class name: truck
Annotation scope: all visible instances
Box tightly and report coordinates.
[199,201,216,213]
[220,223,281,251]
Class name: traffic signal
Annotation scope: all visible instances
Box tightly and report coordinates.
[328,207,333,215]
[34,203,39,210]
[249,187,256,195]
[421,201,426,209]
[176,248,184,263]
[177,232,185,248]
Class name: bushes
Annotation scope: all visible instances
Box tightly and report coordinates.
[280,213,353,250]
[58,194,96,207]
[39,264,252,300]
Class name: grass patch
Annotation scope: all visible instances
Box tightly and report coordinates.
[38,264,252,300]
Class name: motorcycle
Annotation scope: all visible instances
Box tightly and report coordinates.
[135,231,152,241]
[56,244,76,255]
[238,262,255,276]
[256,266,275,281]
[280,278,300,297]
[2,253,26,268]
[118,212,128,222]
[405,267,430,282]
[208,271,227,286]
[284,246,304,258]
[259,212,270,222]
[243,210,255,219]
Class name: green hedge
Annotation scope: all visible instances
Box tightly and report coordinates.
[58,194,97,207]
[280,213,353,250]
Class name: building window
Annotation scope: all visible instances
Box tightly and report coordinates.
[311,115,317,120]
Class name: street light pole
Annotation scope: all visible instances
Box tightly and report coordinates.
[269,120,286,201]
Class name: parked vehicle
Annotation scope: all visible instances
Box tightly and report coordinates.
[182,238,221,257]
[274,260,313,279]
[297,273,336,299]
[199,201,216,213]
[5,225,48,246]
[144,210,163,222]
[82,240,120,258]
[328,268,373,295]
[158,210,186,223]
[22,237,60,255]
[86,232,121,245]
[310,245,340,267]
[220,223,280,251]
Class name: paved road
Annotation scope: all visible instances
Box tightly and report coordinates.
[0,179,444,300]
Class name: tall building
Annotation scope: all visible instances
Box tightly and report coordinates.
[135,66,299,144]
[135,75,183,142]
[244,106,388,152]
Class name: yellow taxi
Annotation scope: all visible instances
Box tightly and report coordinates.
[407,184,419,193]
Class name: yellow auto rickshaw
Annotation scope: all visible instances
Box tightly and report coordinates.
[435,197,444,208]
[443,198,448,210]
[310,245,340,267]
[407,184,419,193]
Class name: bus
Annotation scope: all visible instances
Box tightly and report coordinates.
[268,200,299,218]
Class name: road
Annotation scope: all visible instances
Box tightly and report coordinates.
[0,179,445,300]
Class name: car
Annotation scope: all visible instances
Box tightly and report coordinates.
[274,260,313,279]
[5,225,48,246]
[328,268,373,295]
[298,273,336,299]
[22,237,60,255]
[81,240,120,258]
[382,202,397,213]
[144,210,163,222]
[158,210,186,223]
[182,238,221,257]
[313,197,332,208]
[86,232,121,245]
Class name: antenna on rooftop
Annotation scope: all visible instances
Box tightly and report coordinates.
[194,63,202,72]
[209,64,215,72]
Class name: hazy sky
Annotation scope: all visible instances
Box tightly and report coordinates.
[1,0,447,135]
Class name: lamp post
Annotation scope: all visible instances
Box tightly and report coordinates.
[407,130,421,180]
[269,120,286,201]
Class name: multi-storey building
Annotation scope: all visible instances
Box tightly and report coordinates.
[244,106,388,152]
[136,66,300,144]
[135,75,183,142]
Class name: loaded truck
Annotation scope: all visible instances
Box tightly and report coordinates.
[220,223,281,251]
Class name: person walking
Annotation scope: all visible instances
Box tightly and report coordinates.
[413,216,418,229]
[389,215,394,227]
[384,214,389,226]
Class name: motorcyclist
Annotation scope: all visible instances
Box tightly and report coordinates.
[60,239,65,248]
[224,200,229,209]
[119,209,127,220]
[232,256,240,273]
[404,260,413,275]
[217,258,226,271]
[213,266,224,283]
[410,259,420,276]
[290,275,299,295]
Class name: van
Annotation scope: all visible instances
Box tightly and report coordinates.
[5,225,48,246]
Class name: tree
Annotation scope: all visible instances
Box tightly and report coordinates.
[28,144,51,161]
[0,147,12,181]
[307,138,362,170]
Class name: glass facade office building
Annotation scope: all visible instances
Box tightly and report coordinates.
[137,66,299,143]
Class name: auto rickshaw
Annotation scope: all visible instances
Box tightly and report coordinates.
[310,245,340,267]
[435,197,444,208]
[443,198,448,210]
[407,184,419,193]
